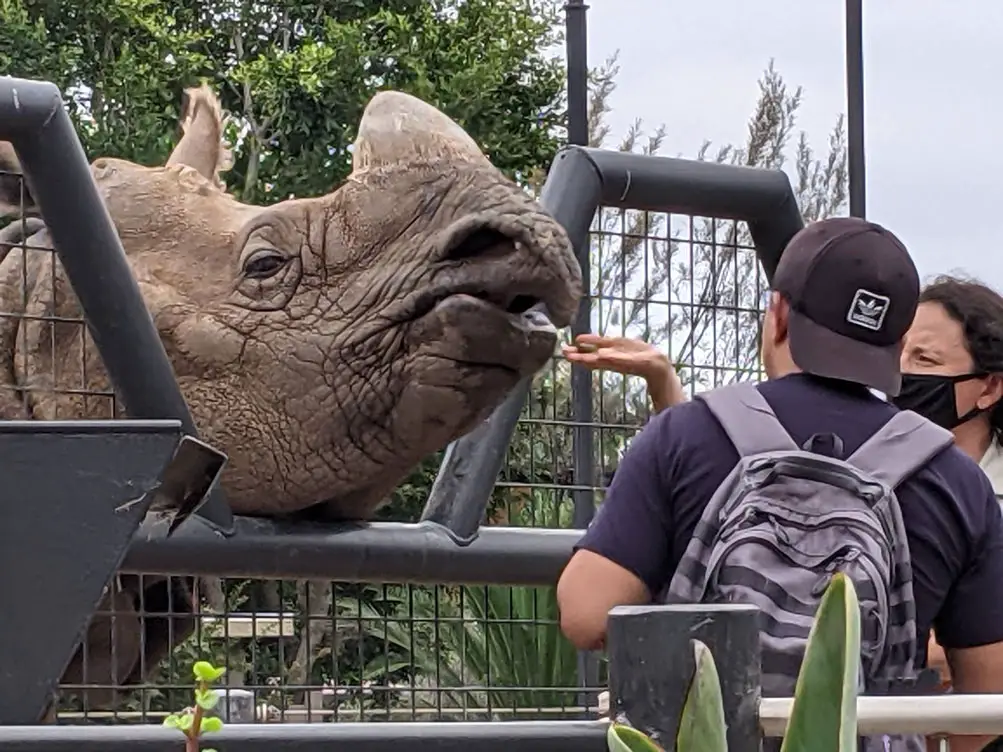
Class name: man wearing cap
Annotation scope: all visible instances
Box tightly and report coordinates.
[557,218,1003,751]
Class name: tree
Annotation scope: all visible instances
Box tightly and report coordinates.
[0,0,565,200]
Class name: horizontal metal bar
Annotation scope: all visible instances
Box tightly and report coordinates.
[0,720,608,751]
[54,703,602,724]
[579,146,796,218]
[0,75,233,534]
[0,419,185,434]
[8,696,1000,749]
[760,695,1003,737]
[573,146,803,284]
[123,518,581,584]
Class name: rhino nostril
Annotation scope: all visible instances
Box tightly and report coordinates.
[445,227,512,261]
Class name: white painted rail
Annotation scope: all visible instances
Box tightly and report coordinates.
[760,695,1003,737]
[600,690,1003,738]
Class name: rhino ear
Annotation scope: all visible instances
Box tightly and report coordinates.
[166,84,234,188]
[350,91,491,174]
[0,142,35,216]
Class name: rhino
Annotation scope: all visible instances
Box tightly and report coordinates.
[0,85,581,713]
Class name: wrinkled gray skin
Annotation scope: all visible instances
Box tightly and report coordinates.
[0,85,581,714]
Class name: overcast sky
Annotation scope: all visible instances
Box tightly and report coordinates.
[587,0,1003,287]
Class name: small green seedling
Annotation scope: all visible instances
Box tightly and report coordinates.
[163,661,227,752]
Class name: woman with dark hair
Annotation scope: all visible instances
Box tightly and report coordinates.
[893,275,1003,696]
[895,275,1003,493]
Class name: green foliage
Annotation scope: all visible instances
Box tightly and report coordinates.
[676,640,727,752]
[347,579,584,718]
[781,571,861,752]
[608,723,664,752]
[611,576,862,752]
[0,0,565,201]
[192,661,227,684]
[163,660,227,751]
[353,492,583,718]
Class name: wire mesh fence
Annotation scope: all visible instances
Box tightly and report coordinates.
[0,164,771,726]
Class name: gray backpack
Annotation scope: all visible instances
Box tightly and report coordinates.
[665,383,953,749]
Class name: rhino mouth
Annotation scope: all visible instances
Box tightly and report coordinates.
[434,293,555,333]
[426,224,565,332]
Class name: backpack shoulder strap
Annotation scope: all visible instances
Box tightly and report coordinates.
[696,382,799,458]
[846,409,955,489]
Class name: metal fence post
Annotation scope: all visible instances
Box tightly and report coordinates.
[607,603,761,752]
[563,0,594,543]
[565,0,589,149]
[563,0,601,714]
[845,0,866,219]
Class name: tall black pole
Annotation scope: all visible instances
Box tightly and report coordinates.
[565,1,589,148]
[564,0,593,542]
[845,0,866,218]
[564,0,598,718]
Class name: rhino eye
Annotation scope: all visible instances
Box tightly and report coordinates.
[243,250,287,280]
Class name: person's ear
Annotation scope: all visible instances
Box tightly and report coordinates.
[977,373,1003,412]
[769,292,790,345]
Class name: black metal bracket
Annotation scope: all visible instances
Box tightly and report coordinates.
[0,420,225,724]
[419,145,805,543]
[0,76,234,534]
[578,147,805,282]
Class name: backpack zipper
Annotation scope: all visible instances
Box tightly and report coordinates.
[719,502,894,563]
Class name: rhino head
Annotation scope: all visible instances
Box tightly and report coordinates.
[0,85,582,520]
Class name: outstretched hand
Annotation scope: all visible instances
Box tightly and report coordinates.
[562,334,669,378]
[561,334,686,412]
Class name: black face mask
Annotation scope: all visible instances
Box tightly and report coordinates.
[892,372,989,430]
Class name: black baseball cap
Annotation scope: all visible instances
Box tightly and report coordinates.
[772,216,920,397]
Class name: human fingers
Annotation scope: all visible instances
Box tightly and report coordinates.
[560,347,604,368]
[564,340,601,355]
[572,333,616,349]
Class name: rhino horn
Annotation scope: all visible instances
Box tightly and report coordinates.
[350,91,491,174]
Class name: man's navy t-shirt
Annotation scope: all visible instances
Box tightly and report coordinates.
[576,373,1003,661]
